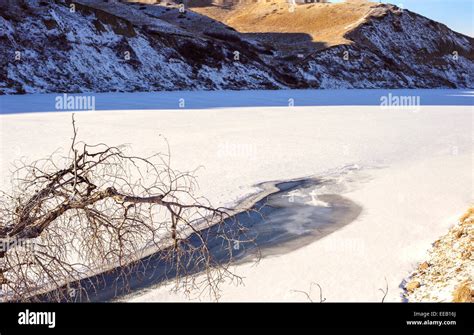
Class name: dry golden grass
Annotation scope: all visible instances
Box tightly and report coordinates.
[452,280,473,302]
[193,0,378,50]
[405,207,473,302]
[460,207,474,223]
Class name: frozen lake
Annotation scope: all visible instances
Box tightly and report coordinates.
[0,89,472,302]
[0,89,472,114]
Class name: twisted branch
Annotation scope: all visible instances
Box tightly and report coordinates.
[0,115,254,301]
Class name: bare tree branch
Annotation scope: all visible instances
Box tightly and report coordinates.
[0,116,255,302]
[292,282,326,303]
[379,277,388,303]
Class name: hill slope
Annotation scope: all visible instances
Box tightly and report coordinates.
[0,0,472,94]
[0,0,284,94]
[192,0,374,51]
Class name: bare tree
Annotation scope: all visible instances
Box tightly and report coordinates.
[0,115,254,302]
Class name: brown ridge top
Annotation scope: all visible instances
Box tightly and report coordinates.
[191,0,381,51]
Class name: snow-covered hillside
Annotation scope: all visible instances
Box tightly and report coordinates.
[300,5,474,88]
[0,0,282,94]
[0,0,472,94]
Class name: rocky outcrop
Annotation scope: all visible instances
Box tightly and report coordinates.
[404,208,473,302]
[298,5,473,88]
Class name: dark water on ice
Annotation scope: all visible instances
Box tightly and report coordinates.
[37,178,361,302]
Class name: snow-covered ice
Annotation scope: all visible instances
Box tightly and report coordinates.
[0,90,472,302]
[1,89,472,114]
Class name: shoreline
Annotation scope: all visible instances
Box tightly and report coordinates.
[403,208,473,302]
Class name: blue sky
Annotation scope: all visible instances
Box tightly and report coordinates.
[332,0,473,36]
